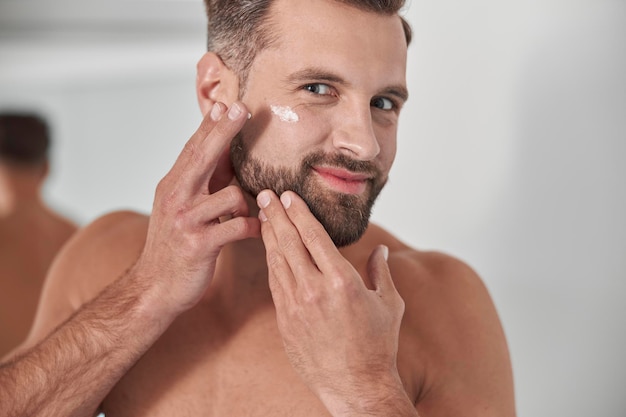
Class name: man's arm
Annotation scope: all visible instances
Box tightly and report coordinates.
[0,267,171,417]
[0,102,260,417]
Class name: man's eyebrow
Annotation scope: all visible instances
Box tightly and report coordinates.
[285,68,348,85]
[285,67,409,103]
[384,86,409,103]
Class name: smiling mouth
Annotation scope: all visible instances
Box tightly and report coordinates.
[311,166,371,195]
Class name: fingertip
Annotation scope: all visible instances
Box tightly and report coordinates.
[281,190,305,210]
[368,245,392,289]
[227,101,250,121]
[381,244,389,262]
[257,190,272,209]
[370,245,389,267]
[227,102,241,120]
[210,102,226,121]
[279,192,292,209]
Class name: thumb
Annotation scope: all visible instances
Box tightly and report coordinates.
[367,245,394,293]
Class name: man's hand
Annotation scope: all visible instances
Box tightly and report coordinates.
[134,101,261,315]
[257,190,417,416]
[0,102,261,417]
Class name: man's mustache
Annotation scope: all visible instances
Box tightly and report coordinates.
[301,152,381,178]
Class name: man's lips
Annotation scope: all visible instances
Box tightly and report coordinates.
[311,166,372,194]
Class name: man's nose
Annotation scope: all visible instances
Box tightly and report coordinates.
[331,106,381,161]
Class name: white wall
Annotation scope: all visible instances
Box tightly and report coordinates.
[1,1,625,416]
[381,2,626,416]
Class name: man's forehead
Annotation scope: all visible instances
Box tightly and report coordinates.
[267,0,407,47]
[262,0,408,85]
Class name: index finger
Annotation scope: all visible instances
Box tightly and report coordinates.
[257,190,320,282]
[277,191,348,275]
[166,101,250,197]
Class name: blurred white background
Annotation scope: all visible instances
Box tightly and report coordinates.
[1,0,624,415]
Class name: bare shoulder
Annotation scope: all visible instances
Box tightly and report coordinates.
[363,223,516,416]
[19,210,149,354]
[361,224,495,310]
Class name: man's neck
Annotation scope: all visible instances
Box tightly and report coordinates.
[0,167,44,216]
[205,233,271,310]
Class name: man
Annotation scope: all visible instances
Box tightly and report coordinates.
[0,113,77,357]
[0,0,516,416]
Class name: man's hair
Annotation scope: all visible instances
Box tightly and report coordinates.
[204,0,412,92]
[0,113,50,167]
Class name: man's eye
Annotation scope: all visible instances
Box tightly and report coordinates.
[304,83,332,95]
[371,97,395,111]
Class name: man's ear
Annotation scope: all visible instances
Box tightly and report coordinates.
[196,52,240,116]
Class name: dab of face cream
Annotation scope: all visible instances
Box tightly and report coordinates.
[270,105,299,123]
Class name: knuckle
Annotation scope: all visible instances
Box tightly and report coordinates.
[155,176,174,199]
[223,185,244,206]
[267,249,285,270]
[301,227,322,247]
[225,217,251,237]
[300,287,321,305]
[182,141,203,166]
[280,233,301,253]
[172,207,193,231]
[154,185,179,214]
[331,276,358,295]
[155,176,169,193]
[396,294,406,315]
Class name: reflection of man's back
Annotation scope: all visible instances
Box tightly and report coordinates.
[0,113,77,357]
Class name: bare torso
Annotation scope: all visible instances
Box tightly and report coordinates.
[21,210,512,416]
[104,302,340,416]
[0,204,76,356]
[72,213,423,416]
[102,276,423,416]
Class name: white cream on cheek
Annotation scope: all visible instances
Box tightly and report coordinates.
[270,105,299,123]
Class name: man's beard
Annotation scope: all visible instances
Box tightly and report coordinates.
[230,133,387,247]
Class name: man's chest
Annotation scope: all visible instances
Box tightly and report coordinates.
[101,307,333,417]
[100,304,420,416]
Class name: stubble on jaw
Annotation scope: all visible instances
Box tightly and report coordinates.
[230,132,387,247]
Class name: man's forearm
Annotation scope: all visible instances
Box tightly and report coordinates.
[315,371,419,417]
[0,270,172,417]
[320,387,419,417]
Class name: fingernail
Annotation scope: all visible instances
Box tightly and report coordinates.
[280,192,292,209]
[381,245,389,261]
[259,210,268,222]
[210,102,223,121]
[257,190,271,208]
[228,103,242,120]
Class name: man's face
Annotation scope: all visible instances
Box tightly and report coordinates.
[232,0,408,247]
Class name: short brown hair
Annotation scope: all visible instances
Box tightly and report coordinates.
[0,113,50,167]
[204,0,411,92]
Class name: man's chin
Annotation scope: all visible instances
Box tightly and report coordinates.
[301,190,373,248]
[242,182,371,248]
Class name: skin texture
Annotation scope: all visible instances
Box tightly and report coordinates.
[0,0,516,416]
[0,163,76,357]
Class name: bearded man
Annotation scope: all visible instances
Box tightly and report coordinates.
[0,1,515,416]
